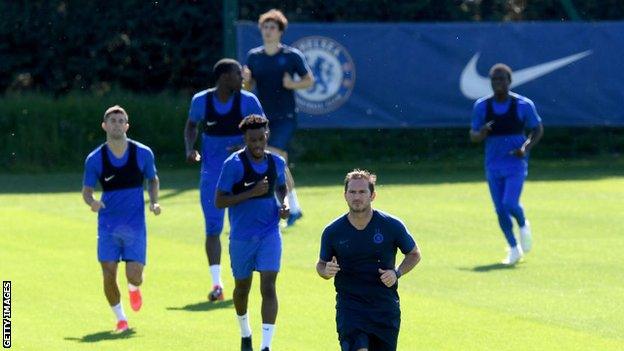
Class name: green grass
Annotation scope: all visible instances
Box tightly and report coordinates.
[1,160,623,350]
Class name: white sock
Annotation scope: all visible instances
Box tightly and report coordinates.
[287,189,301,214]
[111,302,127,322]
[128,283,139,292]
[237,313,252,337]
[210,265,222,287]
[261,323,275,349]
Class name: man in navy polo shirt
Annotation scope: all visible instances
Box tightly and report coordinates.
[470,63,544,265]
[317,169,421,351]
[243,9,314,227]
[82,105,161,333]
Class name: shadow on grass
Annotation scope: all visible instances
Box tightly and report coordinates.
[64,328,137,343]
[459,263,521,272]
[166,299,234,312]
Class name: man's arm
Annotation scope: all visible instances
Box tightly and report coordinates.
[147,176,161,215]
[316,256,340,280]
[283,72,314,90]
[396,246,421,277]
[275,183,290,219]
[523,124,544,152]
[379,246,421,287]
[214,178,269,209]
[469,120,493,143]
[242,65,256,91]
[511,124,544,158]
[184,119,201,162]
[82,186,105,212]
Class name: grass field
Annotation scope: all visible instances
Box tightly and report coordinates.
[1,159,623,350]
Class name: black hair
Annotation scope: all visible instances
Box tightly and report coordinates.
[239,114,269,132]
[489,63,512,81]
[213,58,241,81]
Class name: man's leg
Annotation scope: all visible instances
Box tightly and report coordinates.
[487,173,517,248]
[230,238,257,350]
[200,176,225,299]
[125,261,144,311]
[503,172,531,252]
[234,277,253,350]
[101,261,128,331]
[259,271,278,350]
[267,118,302,226]
[487,172,522,264]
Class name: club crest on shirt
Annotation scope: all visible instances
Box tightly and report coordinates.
[373,228,384,244]
[292,36,355,115]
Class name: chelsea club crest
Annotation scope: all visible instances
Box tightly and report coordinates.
[292,36,356,115]
[373,229,384,244]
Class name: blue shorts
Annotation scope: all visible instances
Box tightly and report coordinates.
[200,176,225,236]
[229,232,282,279]
[268,117,297,151]
[97,229,147,265]
[200,134,242,236]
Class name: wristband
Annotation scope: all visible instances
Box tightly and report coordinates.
[394,268,402,279]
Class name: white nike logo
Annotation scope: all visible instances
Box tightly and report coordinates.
[244,181,255,187]
[104,175,115,182]
[205,121,217,126]
[460,50,592,99]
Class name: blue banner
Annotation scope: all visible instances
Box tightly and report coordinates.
[237,21,624,128]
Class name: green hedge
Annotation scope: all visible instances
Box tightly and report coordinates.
[2,93,623,172]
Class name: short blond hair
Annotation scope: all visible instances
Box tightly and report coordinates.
[258,9,288,31]
[103,105,128,121]
[344,169,377,193]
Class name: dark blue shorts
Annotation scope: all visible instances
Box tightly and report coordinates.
[337,307,400,351]
[268,117,297,151]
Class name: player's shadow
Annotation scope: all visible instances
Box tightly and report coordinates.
[64,329,137,343]
[460,263,519,272]
[166,299,234,312]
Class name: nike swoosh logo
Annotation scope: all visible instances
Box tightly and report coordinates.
[104,175,115,182]
[460,50,592,99]
[205,121,217,126]
[244,181,255,187]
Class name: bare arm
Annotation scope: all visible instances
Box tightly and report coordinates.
[147,176,161,215]
[242,65,256,91]
[82,186,104,212]
[469,121,493,143]
[316,256,340,280]
[184,119,201,162]
[511,123,544,158]
[283,72,314,90]
[275,183,290,219]
[378,246,421,287]
[523,124,544,152]
[396,246,421,278]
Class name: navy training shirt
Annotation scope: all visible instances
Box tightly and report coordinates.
[246,45,311,119]
[319,210,416,312]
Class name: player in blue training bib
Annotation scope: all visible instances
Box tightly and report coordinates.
[184,58,265,302]
[242,9,315,227]
[215,115,289,351]
[470,63,544,265]
[317,169,421,351]
[82,105,161,333]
